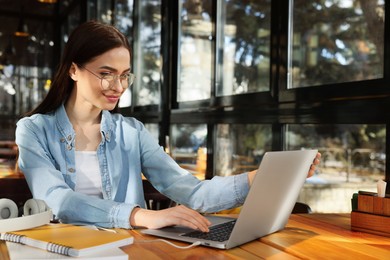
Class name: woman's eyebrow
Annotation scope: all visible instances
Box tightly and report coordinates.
[98,65,131,73]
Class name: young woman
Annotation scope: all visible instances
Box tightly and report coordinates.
[16,21,320,232]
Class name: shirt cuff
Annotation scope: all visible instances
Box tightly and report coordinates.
[234,172,250,204]
[111,203,138,229]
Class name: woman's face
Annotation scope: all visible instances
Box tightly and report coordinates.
[70,47,131,111]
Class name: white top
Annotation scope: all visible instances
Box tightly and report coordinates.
[74,151,103,198]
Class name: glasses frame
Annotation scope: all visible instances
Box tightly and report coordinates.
[77,64,135,90]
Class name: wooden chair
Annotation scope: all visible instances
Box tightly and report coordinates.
[292,202,312,214]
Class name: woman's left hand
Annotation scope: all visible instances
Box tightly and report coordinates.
[307,152,321,178]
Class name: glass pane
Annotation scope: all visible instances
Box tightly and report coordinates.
[1,65,51,117]
[87,0,98,20]
[61,5,80,52]
[97,1,113,24]
[133,0,161,106]
[115,0,134,108]
[289,0,384,88]
[215,124,272,176]
[286,124,386,213]
[178,0,213,102]
[170,124,207,178]
[114,0,134,38]
[217,0,271,96]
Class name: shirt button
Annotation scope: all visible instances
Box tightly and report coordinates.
[67,144,72,150]
[60,138,65,142]
[68,168,75,173]
[67,135,72,141]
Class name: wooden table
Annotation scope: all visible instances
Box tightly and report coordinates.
[119,213,390,259]
[1,214,389,259]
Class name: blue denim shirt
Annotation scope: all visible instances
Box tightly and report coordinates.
[15,104,249,229]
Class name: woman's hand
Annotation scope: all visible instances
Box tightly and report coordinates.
[247,152,321,186]
[308,152,321,178]
[130,205,211,232]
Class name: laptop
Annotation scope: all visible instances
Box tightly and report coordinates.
[141,149,318,249]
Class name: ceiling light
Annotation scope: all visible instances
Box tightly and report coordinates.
[14,17,29,37]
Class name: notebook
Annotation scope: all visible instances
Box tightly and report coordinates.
[5,241,128,260]
[142,149,318,249]
[0,224,133,257]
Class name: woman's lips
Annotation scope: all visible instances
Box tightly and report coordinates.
[105,95,120,103]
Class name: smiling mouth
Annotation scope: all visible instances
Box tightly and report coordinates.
[105,95,120,102]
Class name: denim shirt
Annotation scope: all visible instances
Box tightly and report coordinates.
[15,104,249,229]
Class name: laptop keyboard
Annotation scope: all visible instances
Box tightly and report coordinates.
[181,220,236,242]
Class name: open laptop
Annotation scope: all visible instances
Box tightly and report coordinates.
[141,149,318,249]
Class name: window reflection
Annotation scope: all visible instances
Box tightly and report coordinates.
[133,0,161,106]
[289,0,384,88]
[170,124,207,177]
[217,0,271,96]
[215,124,272,176]
[178,0,213,102]
[286,124,386,213]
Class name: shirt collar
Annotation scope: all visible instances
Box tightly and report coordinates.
[55,104,114,145]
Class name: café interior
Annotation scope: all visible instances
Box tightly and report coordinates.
[0,0,389,215]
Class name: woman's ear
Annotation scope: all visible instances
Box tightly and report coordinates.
[69,62,78,81]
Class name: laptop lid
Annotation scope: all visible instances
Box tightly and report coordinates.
[141,149,318,249]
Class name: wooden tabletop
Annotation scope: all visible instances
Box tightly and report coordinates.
[120,213,390,259]
[1,214,389,259]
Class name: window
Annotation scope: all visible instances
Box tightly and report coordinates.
[132,0,162,106]
[217,0,271,96]
[115,0,134,108]
[286,124,386,213]
[178,0,214,102]
[170,124,207,178]
[288,0,385,88]
[215,124,272,176]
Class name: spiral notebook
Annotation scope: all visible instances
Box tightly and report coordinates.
[0,224,133,257]
[5,241,128,259]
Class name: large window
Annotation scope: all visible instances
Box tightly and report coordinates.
[132,0,161,106]
[115,0,134,108]
[178,0,214,102]
[217,0,271,96]
[4,0,386,215]
[288,0,385,88]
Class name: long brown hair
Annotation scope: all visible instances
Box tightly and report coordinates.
[24,20,131,117]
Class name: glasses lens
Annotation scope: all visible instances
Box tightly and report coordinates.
[101,74,135,90]
[128,74,135,86]
[101,78,111,90]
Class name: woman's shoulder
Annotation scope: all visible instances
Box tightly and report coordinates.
[17,112,55,128]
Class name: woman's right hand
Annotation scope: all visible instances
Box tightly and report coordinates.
[130,205,211,232]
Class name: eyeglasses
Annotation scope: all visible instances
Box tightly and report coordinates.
[78,65,135,90]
